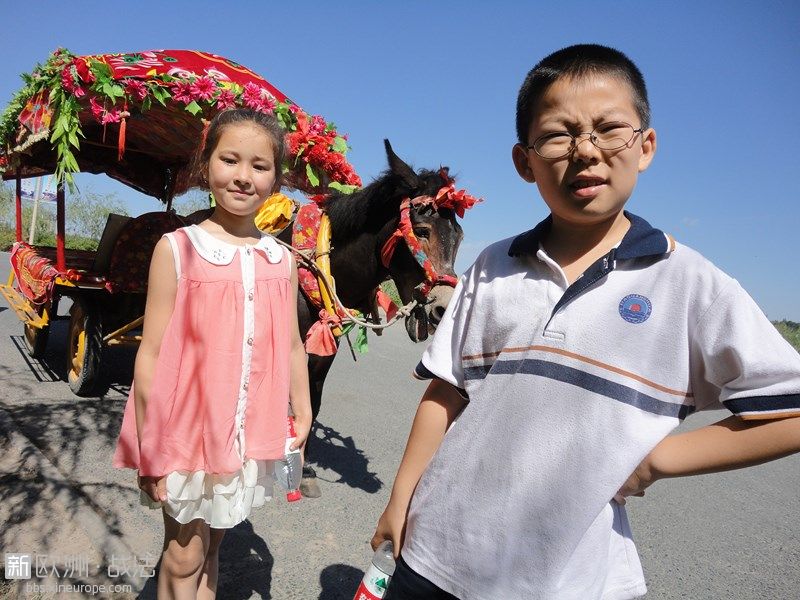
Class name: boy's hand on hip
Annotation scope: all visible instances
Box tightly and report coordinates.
[371,501,407,559]
[138,474,167,503]
[614,454,657,505]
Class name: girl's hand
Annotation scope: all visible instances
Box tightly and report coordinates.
[614,454,657,505]
[138,474,167,503]
[370,501,407,559]
[290,412,312,452]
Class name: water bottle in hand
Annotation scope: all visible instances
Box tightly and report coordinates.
[353,540,395,599]
[274,415,303,502]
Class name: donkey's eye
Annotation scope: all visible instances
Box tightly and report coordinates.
[413,227,430,239]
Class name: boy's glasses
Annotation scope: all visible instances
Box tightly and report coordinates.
[528,121,644,159]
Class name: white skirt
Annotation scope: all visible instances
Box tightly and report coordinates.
[141,458,277,529]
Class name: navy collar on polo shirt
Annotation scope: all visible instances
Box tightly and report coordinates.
[508,211,670,260]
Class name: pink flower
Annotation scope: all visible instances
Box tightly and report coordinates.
[101,109,121,124]
[309,115,327,135]
[215,88,237,110]
[60,66,84,97]
[124,79,148,101]
[241,82,264,109]
[288,104,300,114]
[89,97,105,121]
[171,80,194,105]
[190,76,217,101]
[254,94,275,114]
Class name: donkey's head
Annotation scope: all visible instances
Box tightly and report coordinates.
[381,140,466,342]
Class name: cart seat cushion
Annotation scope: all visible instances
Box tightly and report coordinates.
[106,212,186,293]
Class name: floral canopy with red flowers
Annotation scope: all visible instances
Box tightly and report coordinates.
[0,49,361,199]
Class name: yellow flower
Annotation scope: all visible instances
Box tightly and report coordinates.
[255,193,297,233]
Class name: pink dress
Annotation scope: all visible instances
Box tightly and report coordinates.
[113,225,293,528]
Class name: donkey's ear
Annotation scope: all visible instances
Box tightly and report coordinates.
[385,139,419,188]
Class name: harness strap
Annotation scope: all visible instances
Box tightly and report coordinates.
[380,196,459,295]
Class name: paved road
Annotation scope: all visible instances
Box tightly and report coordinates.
[1,251,798,599]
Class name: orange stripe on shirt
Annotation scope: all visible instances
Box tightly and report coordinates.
[463,345,693,399]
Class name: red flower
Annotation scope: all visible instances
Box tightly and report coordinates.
[74,58,95,84]
[190,76,217,101]
[171,80,194,105]
[434,183,482,218]
[124,79,148,101]
[215,88,237,110]
[89,97,105,121]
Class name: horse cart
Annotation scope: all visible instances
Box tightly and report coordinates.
[0,48,360,395]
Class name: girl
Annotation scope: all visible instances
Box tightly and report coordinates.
[113,108,312,599]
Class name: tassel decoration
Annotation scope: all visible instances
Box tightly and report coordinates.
[118,101,130,161]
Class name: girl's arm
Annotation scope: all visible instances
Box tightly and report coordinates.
[134,237,177,502]
[616,414,800,504]
[287,260,312,451]
[371,379,467,557]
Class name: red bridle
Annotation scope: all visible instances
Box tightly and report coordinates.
[380,175,480,296]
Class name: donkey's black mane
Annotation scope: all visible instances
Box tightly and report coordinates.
[323,167,447,241]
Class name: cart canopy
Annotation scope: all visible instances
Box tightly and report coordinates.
[0,49,360,199]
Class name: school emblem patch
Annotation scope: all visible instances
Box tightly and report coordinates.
[619,294,652,324]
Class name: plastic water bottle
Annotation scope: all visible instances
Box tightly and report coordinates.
[274,415,302,502]
[353,540,395,599]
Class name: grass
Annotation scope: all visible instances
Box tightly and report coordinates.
[0,225,98,252]
[773,320,800,353]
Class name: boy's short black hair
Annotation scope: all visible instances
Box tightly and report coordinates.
[515,44,650,144]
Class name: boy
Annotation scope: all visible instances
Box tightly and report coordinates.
[371,44,800,600]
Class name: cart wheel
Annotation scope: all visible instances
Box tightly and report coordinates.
[67,298,103,396]
[23,316,50,358]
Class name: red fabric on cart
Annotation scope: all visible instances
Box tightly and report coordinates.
[10,242,59,306]
[84,50,289,103]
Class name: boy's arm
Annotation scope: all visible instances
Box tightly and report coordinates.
[616,414,800,504]
[371,379,468,557]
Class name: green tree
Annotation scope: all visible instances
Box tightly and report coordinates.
[66,189,128,241]
[773,320,800,353]
[0,183,12,227]
[172,189,212,216]
[23,203,56,244]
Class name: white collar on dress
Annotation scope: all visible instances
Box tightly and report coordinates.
[184,224,284,265]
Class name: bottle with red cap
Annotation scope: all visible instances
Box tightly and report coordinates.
[274,415,303,502]
[353,540,395,599]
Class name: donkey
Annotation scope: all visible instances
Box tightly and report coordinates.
[278,141,466,497]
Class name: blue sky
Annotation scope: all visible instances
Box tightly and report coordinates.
[2,1,798,319]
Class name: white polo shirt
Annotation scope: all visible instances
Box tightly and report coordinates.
[403,212,800,600]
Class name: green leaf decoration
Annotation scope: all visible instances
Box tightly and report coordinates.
[354,326,369,354]
[328,182,358,194]
[305,163,320,187]
[185,101,202,116]
[331,136,348,154]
